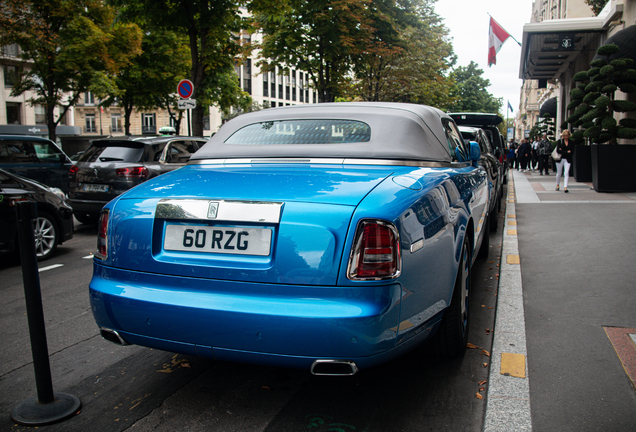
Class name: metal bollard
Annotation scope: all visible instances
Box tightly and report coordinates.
[10,201,81,426]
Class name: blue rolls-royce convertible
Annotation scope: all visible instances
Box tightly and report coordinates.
[90,102,490,375]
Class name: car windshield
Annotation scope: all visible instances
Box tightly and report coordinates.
[80,142,145,163]
[225,120,371,145]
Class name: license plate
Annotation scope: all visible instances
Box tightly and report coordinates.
[163,225,272,256]
[82,183,109,192]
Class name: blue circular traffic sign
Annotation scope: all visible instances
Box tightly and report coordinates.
[177,79,194,99]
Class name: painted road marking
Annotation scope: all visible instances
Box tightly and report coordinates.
[38,264,64,272]
[508,220,517,226]
[508,214,516,218]
[604,327,636,389]
[506,255,520,264]
[507,230,518,236]
[500,353,526,378]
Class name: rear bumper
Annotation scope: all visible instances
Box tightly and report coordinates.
[68,198,109,214]
[90,263,405,370]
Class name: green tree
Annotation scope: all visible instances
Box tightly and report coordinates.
[584,0,608,15]
[252,0,387,102]
[115,0,251,137]
[94,27,191,135]
[0,0,142,142]
[449,61,502,113]
[354,0,456,108]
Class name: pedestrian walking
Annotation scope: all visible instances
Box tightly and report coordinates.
[517,138,532,172]
[507,143,516,170]
[531,138,540,171]
[509,140,519,169]
[555,130,574,192]
[537,134,551,175]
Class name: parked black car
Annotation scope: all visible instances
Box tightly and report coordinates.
[0,169,74,261]
[457,125,503,233]
[68,135,207,224]
[0,135,73,193]
[449,113,508,184]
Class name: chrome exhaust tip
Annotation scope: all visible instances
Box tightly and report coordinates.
[310,360,359,376]
[99,327,130,346]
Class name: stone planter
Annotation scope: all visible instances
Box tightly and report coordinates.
[574,145,592,182]
[591,144,636,192]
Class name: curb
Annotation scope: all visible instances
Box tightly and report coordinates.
[483,171,532,431]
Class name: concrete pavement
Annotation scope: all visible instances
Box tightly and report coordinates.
[486,167,636,431]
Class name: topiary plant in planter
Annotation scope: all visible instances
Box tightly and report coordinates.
[536,113,556,140]
[565,70,593,143]
[582,44,636,144]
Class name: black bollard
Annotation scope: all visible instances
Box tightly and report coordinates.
[11,201,81,426]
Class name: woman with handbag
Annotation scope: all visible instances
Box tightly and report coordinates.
[554,129,574,192]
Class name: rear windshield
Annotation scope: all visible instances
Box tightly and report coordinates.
[80,142,145,163]
[225,120,371,145]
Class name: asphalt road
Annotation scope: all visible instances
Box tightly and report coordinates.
[0,206,506,432]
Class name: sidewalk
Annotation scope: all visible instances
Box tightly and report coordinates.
[485,168,636,431]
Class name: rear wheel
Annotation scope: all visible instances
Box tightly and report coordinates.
[430,238,471,357]
[489,204,499,232]
[33,212,59,261]
[477,221,490,259]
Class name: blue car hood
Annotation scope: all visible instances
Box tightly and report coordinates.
[106,164,395,285]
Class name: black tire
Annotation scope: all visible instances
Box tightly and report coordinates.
[430,238,471,358]
[33,212,59,261]
[74,212,100,225]
[489,207,498,232]
[477,221,490,259]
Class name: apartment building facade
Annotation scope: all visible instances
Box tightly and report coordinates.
[517,0,634,141]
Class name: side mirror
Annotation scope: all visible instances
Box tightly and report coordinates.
[469,141,481,166]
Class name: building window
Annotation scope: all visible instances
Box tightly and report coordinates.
[35,104,46,124]
[203,115,210,131]
[285,72,291,101]
[263,72,268,97]
[142,113,156,134]
[4,65,18,87]
[57,107,67,125]
[291,70,297,102]
[278,69,284,99]
[299,74,304,102]
[85,92,95,105]
[85,114,97,133]
[1,44,20,57]
[243,59,252,95]
[6,102,21,124]
[111,113,122,132]
[271,72,276,99]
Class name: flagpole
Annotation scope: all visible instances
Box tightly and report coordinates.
[506,100,509,142]
[487,13,522,46]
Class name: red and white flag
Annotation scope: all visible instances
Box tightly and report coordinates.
[488,16,511,67]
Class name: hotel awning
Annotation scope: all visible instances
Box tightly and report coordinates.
[519,3,624,80]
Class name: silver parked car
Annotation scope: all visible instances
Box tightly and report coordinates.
[68,135,207,224]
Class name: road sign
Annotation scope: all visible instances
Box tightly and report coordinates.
[177,79,194,99]
[178,99,196,110]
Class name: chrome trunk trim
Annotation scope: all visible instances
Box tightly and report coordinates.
[156,199,283,223]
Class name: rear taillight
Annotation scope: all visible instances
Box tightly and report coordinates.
[69,165,78,180]
[347,220,401,280]
[116,166,148,179]
[95,209,109,260]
